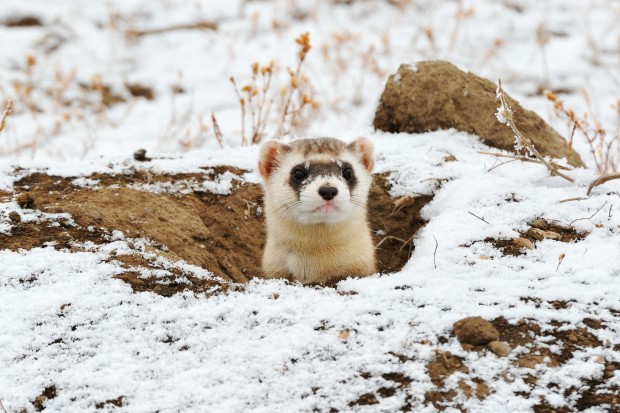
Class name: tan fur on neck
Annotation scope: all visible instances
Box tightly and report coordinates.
[259,137,376,285]
[262,194,376,285]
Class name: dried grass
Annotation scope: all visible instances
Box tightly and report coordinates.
[228,32,318,145]
[495,80,574,182]
[494,81,620,195]
[546,91,620,174]
[0,100,12,134]
[124,21,217,39]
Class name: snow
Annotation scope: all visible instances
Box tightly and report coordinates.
[1,0,620,412]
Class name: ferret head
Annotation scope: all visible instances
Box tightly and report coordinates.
[258,137,374,225]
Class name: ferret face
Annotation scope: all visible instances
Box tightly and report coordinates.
[258,137,374,225]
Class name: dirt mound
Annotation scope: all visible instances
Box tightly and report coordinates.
[7,168,433,287]
[373,61,584,167]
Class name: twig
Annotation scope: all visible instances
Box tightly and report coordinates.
[420,177,450,184]
[609,204,613,219]
[210,112,224,149]
[487,158,517,172]
[478,151,573,171]
[0,99,13,133]
[0,400,7,413]
[125,21,217,38]
[558,197,587,203]
[569,201,608,226]
[495,80,574,182]
[433,235,438,269]
[468,211,491,225]
[586,172,620,196]
[375,235,407,250]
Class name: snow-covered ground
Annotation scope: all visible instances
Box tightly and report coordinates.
[1,1,619,412]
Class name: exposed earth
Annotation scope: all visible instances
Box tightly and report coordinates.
[2,165,618,412]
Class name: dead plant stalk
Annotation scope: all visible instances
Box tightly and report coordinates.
[495,80,574,182]
[546,91,619,175]
[0,100,12,133]
[228,32,316,146]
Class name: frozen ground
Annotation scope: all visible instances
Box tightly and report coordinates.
[1,1,619,412]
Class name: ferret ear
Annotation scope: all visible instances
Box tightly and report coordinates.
[258,140,291,179]
[348,137,374,172]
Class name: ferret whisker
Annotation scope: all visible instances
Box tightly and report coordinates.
[270,201,301,220]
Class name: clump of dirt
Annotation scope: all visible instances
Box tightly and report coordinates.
[348,393,379,407]
[473,219,587,256]
[425,351,490,410]
[427,351,468,384]
[8,168,433,289]
[95,396,124,409]
[126,83,155,100]
[453,317,500,346]
[373,61,584,167]
[16,192,35,208]
[32,385,57,411]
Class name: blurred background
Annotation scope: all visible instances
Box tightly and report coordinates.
[0,0,618,168]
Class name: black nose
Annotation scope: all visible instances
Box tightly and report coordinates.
[318,186,338,201]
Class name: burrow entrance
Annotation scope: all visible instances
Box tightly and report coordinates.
[3,167,432,293]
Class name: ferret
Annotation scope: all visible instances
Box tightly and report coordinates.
[258,137,376,285]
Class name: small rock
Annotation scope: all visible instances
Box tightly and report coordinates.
[443,154,457,162]
[453,317,500,345]
[16,193,34,209]
[513,237,534,250]
[8,211,21,223]
[488,340,512,357]
[527,228,562,241]
[133,148,150,162]
[529,219,549,230]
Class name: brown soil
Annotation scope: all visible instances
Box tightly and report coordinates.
[3,16,42,27]
[6,167,432,290]
[352,315,618,412]
[469,219,587,256]
[32,385,57,411]
[95,396,125,409]
[369,175,432,273]
[125,83,155,100]
[111,253,232,297]
[0,220,108,251]
[373,61,584,167]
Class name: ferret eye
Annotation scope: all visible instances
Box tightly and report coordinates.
[292,168,307,181]
[342,167,353,180]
